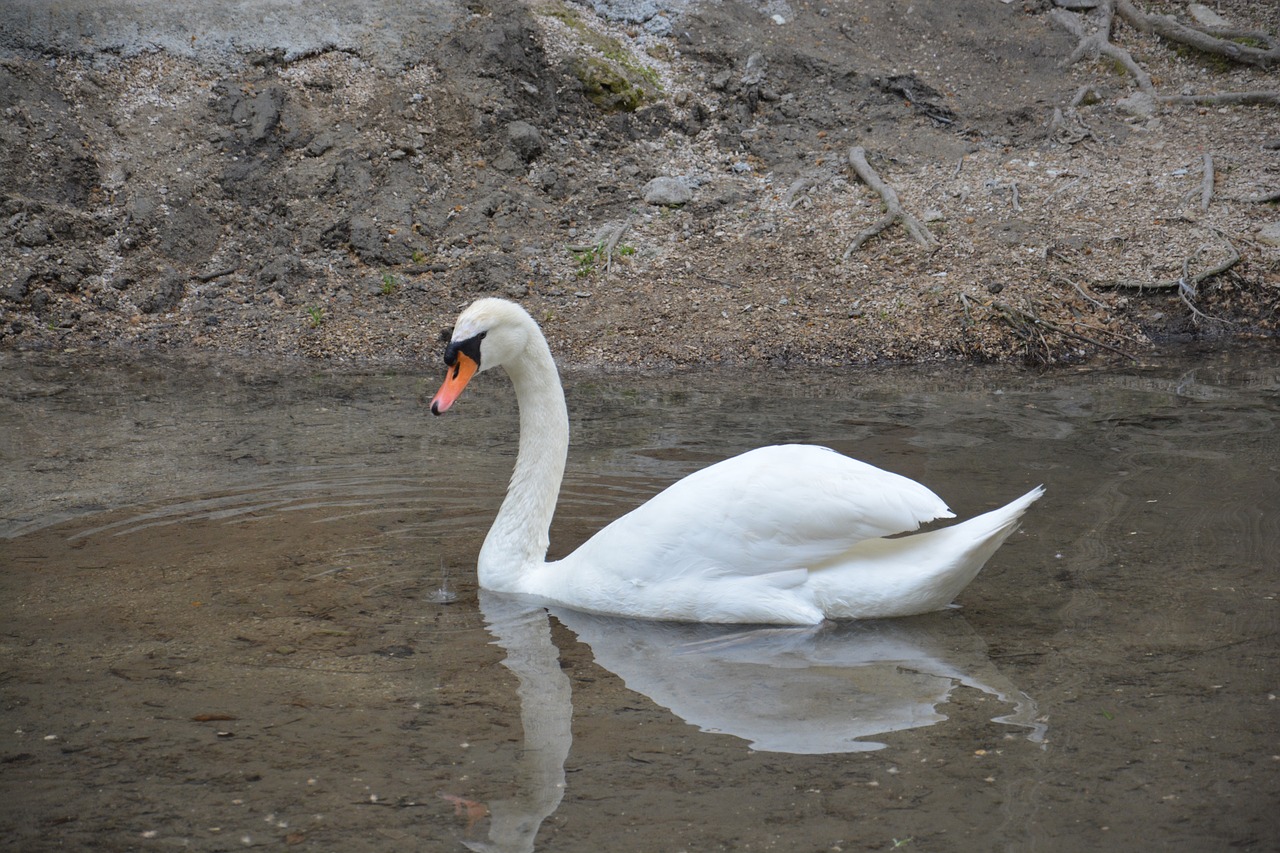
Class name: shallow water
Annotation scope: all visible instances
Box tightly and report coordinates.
[1,348,1277,852]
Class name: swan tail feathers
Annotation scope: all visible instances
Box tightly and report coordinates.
[812,485,1044,619]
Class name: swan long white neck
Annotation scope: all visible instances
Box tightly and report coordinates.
[477,323,569,591]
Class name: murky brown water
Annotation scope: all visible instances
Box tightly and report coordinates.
[2,348,1277,852]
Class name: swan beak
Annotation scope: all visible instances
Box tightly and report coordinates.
[430,352,478,415]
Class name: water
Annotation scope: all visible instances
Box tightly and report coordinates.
[1,348,1277,851]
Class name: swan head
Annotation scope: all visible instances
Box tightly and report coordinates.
[430,298,536,415]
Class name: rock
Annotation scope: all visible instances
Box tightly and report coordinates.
[305,132,335,157]
[1116,91,1156,119]
[1258,223,1280,248]
[346,215,403,266]
[137,270,186,314]
[643,176,692,206]
[506,121,544,162]
[1188,4,1230,28]
[15,220,53,247]
[2,269,34,302]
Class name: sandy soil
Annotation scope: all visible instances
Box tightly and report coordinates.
[1,0,1277,370]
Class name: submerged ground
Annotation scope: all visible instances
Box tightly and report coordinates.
[1,350,1277,851]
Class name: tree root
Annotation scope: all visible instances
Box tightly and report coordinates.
[842,147,938,258]
[1051,2,1153,94]
[1199,152,1214,211]
[1242,190,1280,204]
[1096,238,1240,293]
[1114,0,1280,69]
[1160,91,1280,107]
[1097,237,1241,327]
[1049,0,1279,118]
[569,216,635,273]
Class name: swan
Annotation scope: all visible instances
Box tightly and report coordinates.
[430,298,1043,625]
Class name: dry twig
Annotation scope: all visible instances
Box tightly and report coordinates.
[842,146,938,258]
[989,298,1139,362]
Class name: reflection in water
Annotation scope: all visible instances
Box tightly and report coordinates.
[463,594,573,853]
[468,590,1043,851]
[552,606,1045,753]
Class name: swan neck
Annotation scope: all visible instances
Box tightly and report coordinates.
[478,331,568,589]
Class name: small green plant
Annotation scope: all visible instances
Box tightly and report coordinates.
[571,242,605,277]
[306,305,325,328]
[380,272,398,295]
[411,249,427,264]
[570,242,636,277]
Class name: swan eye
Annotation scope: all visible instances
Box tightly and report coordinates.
[444,331,486,369]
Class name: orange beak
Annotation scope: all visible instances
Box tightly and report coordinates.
[430,352,479,415]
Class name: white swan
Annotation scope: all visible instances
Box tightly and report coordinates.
[431,298,1043,625]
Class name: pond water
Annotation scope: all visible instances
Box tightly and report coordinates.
[1,347,1277,852]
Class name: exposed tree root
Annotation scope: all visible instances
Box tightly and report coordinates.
[1160,91,1280,107]
[1096,238,1240,294]
[1199,152,1214,211]
[842,146,938,258]
[1049,0,1279,120]
[1114,0,1280,68]
[1097,237,1241,327]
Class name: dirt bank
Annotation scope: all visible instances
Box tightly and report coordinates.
[1,0,1277,368]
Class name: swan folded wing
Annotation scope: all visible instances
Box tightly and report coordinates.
[569,445,953,583]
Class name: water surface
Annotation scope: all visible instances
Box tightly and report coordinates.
[1,348,1277,851]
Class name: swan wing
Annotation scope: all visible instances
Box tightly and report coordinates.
[565,445,954,582]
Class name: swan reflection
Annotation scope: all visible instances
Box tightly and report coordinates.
[549,604,1045,754]
[451,591,1044,851]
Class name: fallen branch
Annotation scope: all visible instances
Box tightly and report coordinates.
[781,174,818,208]
[196,266,239,283]
[568,216,635,273]
[842,146,938,257]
